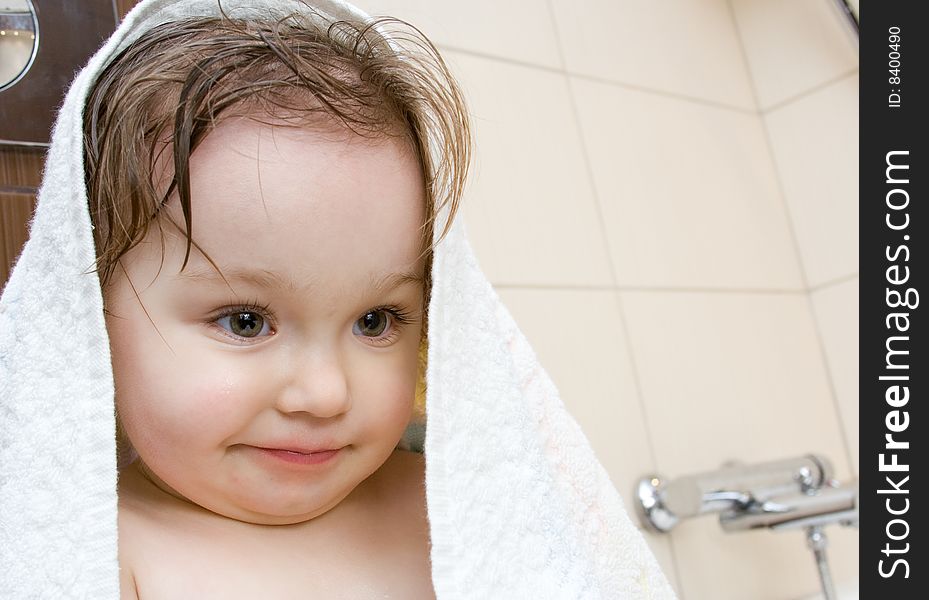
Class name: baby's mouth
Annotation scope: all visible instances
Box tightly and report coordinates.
[248,445,343,466]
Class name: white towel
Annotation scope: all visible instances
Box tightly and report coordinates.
[0,1,677,598]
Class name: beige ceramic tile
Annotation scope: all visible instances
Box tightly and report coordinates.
[550,0,756,109]
[495,288,654,508]
[572,78,804,290]
[822,526,860,599]
[765,74,859,288]
[621,291,853,482]
[350,0,562,68]
[730,0,859,110]
[639,527,683,597]
[671,517,858,600]
[811,277,859,474]
[446,52,614,286]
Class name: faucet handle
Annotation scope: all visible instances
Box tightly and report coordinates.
[703,490,753,508]
[757,500,792,514]
[709,491,791,515]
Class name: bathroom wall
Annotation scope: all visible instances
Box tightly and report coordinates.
[349,0,859,598]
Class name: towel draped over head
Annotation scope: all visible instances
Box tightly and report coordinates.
[0,1,676,598]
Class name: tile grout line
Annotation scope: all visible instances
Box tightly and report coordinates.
[436,43,565,76]
[491,283,808,294]
[725,0,811,333]
[544,0,666,477]
[808,271,859,293]
[566,71,756,115]
[436,43,756,116]
[723,0,765,117]
[542,0,687,595]
[762,68,860,115]
[725,0,857,478]
[805,299,858,479]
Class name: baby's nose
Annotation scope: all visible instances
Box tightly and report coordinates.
[276,353,351,418]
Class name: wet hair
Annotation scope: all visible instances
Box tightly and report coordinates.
[83,10,472,316]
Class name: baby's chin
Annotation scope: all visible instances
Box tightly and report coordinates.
[211,490,358,526]
[135,460,361,526]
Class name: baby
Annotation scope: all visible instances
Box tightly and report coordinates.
[83,8,469,599]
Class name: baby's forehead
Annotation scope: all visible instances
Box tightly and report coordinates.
[194,114,403,165]
[179,119,421,218]
[171,260,425,299]
[145,118,427,292]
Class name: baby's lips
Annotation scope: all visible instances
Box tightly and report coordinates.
[250,442,345,455]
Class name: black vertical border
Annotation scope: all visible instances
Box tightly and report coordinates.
[861,3,926,597]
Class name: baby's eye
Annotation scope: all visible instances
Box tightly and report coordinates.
[353,309,392,338]
[215,311,273,339]
[352,306,414,344]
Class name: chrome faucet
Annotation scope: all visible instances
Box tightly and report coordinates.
[635,454,858,600]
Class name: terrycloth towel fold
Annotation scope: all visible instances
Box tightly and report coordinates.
[0,1,677,598]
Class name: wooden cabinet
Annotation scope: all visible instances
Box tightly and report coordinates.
[0,147,41,289]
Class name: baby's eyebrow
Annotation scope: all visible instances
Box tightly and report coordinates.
[174,266,423,294]
[369,270,425,292]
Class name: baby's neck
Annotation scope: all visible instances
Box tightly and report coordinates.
[116,451,435,599]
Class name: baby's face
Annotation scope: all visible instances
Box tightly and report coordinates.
[105,117,426,525]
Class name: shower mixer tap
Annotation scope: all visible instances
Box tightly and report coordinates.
[634,454,842,533]
[635,454,858,600]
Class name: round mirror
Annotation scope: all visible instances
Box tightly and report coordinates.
[0,0,38,91]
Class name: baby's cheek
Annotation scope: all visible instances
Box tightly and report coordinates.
[364,374,417,437]
[130,365,255,456]
[122,383,201,457]
[172,367,261,438]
